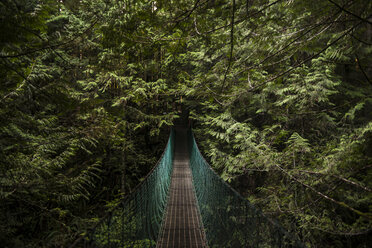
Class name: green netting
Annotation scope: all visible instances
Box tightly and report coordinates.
[72,127,305,248]
[76,129,174,248]
[188,129,305,248]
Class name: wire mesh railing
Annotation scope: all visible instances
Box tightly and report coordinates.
[188,129,305,248]
[70,129,175,248]
[71,127,305,247]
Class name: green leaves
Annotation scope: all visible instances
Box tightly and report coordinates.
[185,0,372,246]
[285,132,311,154]
[1,0,371,246]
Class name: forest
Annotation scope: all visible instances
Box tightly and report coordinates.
[0,0,371,247]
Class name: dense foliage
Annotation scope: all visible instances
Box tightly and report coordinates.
[0,0,371,247]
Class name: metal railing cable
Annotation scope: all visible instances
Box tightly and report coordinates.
[70,129,175,248]
[188,129,305,248]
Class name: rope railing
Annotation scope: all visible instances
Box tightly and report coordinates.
[70,129,175,248]
[188,129,305,248]
[70,127,305,247]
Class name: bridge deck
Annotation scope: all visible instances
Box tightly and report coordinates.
[157,128,207,248]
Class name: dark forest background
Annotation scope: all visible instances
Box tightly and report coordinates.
[0,0,371,247]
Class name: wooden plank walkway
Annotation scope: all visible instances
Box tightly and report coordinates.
[157,128,207,248]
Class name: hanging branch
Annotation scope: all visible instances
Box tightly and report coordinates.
[328,0,372,25]
[220,0,236,93]
[246,20,365,92]
[170,0,212,32]
[157,0,212,42]
[257,11,344,67]
[204,0,283,35]
[0,17,101,59]
[351,33,372,45]
[173,0,202,24]
[275,164,372,220]
[294,168,372,192]
[194,17,202,35]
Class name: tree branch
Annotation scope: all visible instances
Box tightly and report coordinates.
[204,0,284,35]
[313,227,372,236]
[0,17,100,59]
[351,33,372,45]
[247,20,364,93]
[355,53,372,85]
[294,168,372,192]
[328,0,372,25]
[221,0,236,93]
[275,164,372,220]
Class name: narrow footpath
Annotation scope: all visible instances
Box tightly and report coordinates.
[157,128,207,248]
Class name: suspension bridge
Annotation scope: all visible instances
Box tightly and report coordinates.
[70,126,304,248]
